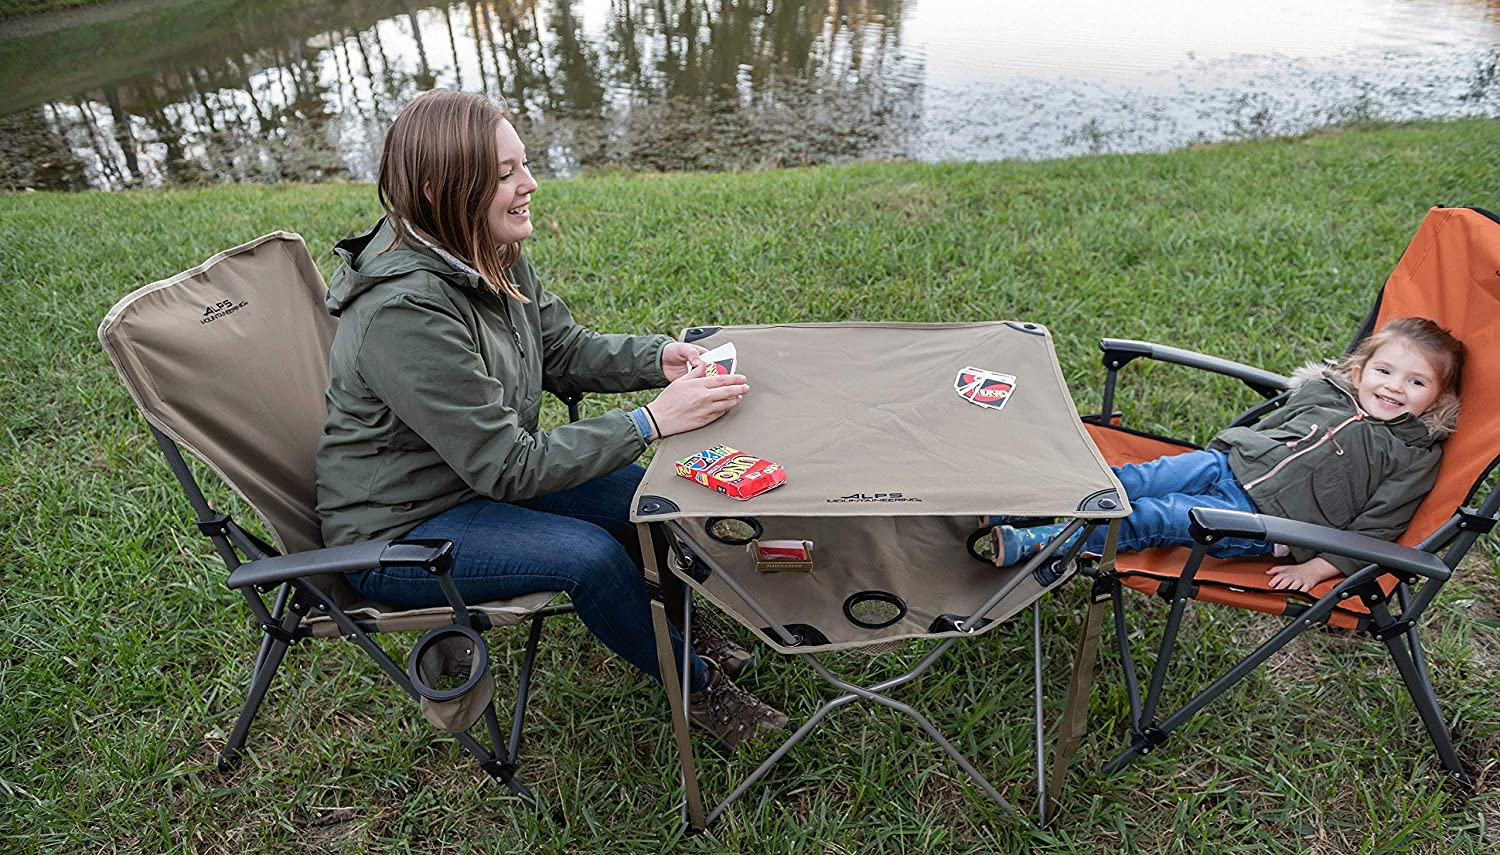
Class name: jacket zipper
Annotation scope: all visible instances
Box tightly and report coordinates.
[498,300,526,359]
[1285,424,1319,449]
[1243,412,1363,492]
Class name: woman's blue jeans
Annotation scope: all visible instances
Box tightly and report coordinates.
[1082,448,1274,558]
[345,464,708,692]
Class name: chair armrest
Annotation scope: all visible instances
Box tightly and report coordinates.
[1100,338,1290,399]
[552,390,584,423]
[227,539,454,590]
[1187,508,1450,581]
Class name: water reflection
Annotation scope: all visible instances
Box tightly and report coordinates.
[0,0,918,189]
[0,0,1495,190]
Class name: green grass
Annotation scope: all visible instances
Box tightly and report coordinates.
[3,118,1500,853]
[0,0,117,19]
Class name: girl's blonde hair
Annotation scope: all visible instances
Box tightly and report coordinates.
[1337,316,1465,420]
[377,90,527,302]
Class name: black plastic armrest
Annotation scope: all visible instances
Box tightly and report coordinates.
[227,539,455,590]
[551,390,585,423]
[1100,338,1291,399]
[1187,508,1450,581]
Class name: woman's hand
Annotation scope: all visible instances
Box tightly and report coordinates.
[646,361,748,437]
[661,342,708,382]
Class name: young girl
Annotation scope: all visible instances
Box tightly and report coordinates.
[996,317,1463,592]
[315,90,788,748]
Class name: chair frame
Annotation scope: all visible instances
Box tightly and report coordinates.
[1086,308,1498,786]
[155,395,586,802]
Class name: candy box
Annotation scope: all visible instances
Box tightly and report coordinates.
[748,539,814,573]
[675,445,786,500]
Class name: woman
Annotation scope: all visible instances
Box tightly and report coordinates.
[315,90,787,748]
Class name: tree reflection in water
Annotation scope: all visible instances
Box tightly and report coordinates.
[0,0,1495,190]
[0,0,915,190]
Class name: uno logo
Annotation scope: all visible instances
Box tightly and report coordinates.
[713,455,758,481]
[975,384,1011,399]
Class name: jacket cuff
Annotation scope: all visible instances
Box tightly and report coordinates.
[644,335,673,388]
[629,407,657,443]
[609,408,651,456]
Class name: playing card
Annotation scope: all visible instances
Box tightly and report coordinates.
[954,366,1017,410]
[698,342,738,377]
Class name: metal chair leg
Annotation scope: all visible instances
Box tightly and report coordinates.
[220,629,294,769]
[249,582,291,678]
[1372,608,1470,786]
[1382,636,1469,785]
[1032,602,1047,822]
[507,615,546,764]
[1108,578,1143,732]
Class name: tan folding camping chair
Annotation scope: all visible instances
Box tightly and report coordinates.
[1067,206,1500,785]
[629,322,1127,829]
[97,232,574,800]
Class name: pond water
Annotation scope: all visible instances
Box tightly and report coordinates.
[1,0,1497,190]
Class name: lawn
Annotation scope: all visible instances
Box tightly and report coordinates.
[2,118,1498,853]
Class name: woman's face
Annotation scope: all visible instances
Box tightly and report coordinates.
[486,119,538,245]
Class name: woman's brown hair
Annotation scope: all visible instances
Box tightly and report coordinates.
[1337,316,1465,423]
[377,90,527,302]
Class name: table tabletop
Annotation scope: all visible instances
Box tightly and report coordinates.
[632,322,1127,523]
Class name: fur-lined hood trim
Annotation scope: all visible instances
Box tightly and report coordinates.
[1288,362,1459,441]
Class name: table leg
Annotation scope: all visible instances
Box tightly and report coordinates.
[640,522,706,829]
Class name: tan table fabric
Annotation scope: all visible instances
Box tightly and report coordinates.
[632,323,1126,652]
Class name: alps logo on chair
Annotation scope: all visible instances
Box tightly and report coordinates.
[200,299,250,325]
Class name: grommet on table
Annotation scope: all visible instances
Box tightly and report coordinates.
[705,516,762,545]
[843,591,907,629]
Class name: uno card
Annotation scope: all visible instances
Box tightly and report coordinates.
[954,366,1017,411]
[698,342,738,377]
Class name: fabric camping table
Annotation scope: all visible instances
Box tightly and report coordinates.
[630,322,1127,827]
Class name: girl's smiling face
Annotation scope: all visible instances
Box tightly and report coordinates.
[1350,338,1441,419]
[485,119,537,245]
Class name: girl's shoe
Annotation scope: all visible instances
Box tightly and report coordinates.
[984,515,1057,528]
[997,523,1068,567]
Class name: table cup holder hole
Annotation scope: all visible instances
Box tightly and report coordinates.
[844,591,907,629]
[705,516,762,545]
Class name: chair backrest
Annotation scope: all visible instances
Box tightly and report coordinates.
[98,232,335,554]
[1366,207,1500,546]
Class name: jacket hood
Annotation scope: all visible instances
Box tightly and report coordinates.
[326,217,479,316]
[1288,362,1459,443]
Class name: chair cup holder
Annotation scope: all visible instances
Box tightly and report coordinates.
[406,624,495,733]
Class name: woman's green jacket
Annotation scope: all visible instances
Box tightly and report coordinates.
[316,217,670,546]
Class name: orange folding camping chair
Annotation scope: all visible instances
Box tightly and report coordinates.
[1061,206,1498,786]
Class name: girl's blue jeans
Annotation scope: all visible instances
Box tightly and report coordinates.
[1081,448,1274,558]
[345,464,709,692]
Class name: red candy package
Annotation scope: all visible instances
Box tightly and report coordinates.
[754,541,811,561]
[675,445,787,500]
[748,539,815,573]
